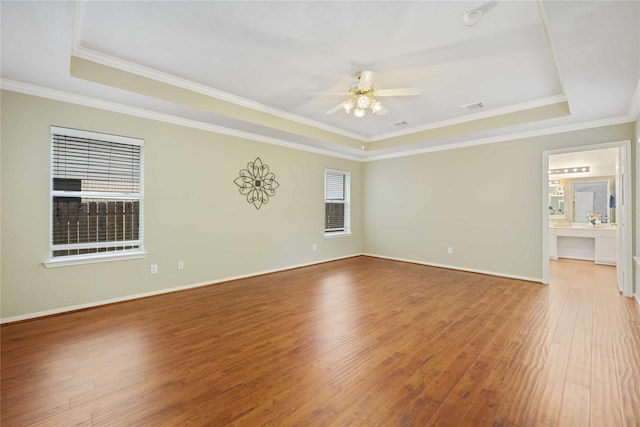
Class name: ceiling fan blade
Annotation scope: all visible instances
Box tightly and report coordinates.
[357,70,375,90]
[313,91,349,96]
[325,102,345,115]
[375,88,421,97]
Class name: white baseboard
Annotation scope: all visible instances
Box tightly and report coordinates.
[362,253,543,283]
[635,293,640,308]
[0,254,360,324]
[1,253,546,324]
[558,255,595,262]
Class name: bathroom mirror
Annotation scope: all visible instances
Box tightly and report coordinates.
[548,180,565,218]
[572,181,611,223]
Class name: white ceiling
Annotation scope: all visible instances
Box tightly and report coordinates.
[1,1,638,159]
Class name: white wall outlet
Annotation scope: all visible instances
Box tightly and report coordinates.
[447,247,454,255]
[312,243,317,251]
[150,264,158,274]
[178,260,184,270]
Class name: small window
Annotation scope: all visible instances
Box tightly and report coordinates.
[47,127,144,265]
[325,169,350,235]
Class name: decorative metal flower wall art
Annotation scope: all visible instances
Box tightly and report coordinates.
[233,157,280,209]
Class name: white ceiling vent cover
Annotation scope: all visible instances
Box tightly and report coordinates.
[390,120,409,127]
[460,101,484,111]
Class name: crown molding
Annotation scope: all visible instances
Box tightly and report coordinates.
[362,114,635,161]
[0,79,363,162]
[25,0,636,159]
[536,0,569,103]
[629,78,640,121]
[72,1,85,51]
[2,79,634,164]
[72,47,369,143]
[72,46,572,148]
[70,0,367,143]
[70,2,576,149]
[368,94,568,142]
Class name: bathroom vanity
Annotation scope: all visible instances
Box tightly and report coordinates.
[549,225,617,265]
[547,172,617,265]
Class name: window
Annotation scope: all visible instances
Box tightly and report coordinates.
[46,127,144,266]
[324,169,350,235]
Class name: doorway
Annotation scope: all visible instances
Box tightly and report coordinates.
[542,140,633,296]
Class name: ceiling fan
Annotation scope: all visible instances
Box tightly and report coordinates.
[324,70,421,117]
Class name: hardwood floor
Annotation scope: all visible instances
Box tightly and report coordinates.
[2,256,639,426]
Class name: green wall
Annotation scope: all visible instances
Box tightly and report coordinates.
[1,89,637,320]
[363,123,636,281]
[1,91,362,320]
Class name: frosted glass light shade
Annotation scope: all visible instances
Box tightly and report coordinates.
[356,95,370,109]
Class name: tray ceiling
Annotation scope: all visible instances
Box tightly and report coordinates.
[1,1,638,158]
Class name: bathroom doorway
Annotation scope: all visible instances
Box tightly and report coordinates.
[542,140,632,296]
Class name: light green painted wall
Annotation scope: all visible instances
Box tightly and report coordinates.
[363,123,636,281]
[1,89,637,320]
[0,91,362,319]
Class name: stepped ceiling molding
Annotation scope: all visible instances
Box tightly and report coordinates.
[1,1,638,159]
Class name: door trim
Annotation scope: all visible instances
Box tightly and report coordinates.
[542,140,633,297]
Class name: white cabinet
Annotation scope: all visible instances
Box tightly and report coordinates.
[594,229,617,265]
[549,226,617,265]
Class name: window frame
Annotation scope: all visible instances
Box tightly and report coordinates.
[324,168,351,237]
[45,126,146,268]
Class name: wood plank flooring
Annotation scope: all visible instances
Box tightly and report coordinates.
[2,256,639,426]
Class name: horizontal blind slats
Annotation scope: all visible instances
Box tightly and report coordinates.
[325,171,345,200]
[51,131,143,258]
[52,134,141,194]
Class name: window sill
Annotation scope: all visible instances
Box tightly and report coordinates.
[44,251,147,268]
[324,231,352,238]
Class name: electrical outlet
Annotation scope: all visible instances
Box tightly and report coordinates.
[150,264,158,274]
[312,243,317,251]
[447,247,454,255]
[178,260,184,270]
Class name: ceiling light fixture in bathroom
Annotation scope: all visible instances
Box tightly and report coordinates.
[548,166,590,175]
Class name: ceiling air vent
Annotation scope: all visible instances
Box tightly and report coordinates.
[460,101,484,111]
[390,120,408,127]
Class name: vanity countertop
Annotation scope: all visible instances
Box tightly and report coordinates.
[550,224,617,230]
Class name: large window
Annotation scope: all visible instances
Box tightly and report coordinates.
[324,169,350,235]
[47,127,144,266]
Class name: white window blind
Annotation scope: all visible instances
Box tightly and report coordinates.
[325,169,350,234]
[325,171,345,201]
[50,127,144,260]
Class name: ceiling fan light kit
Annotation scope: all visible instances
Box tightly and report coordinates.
[343,90,382,117]
[356,94,370,109]
[324,70,420,118]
